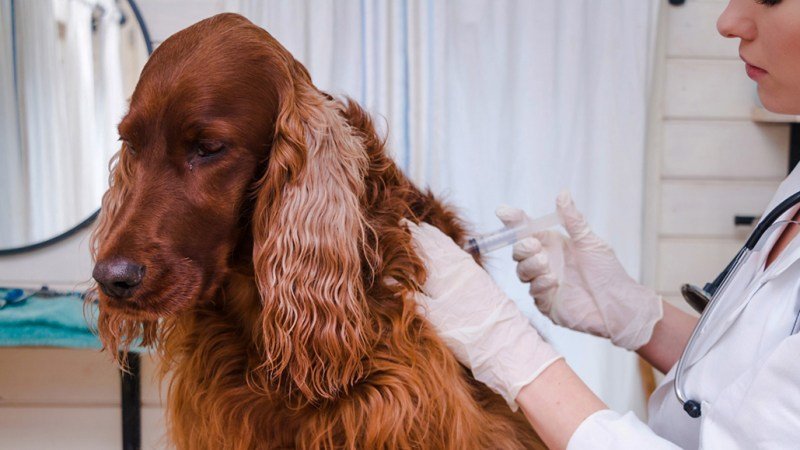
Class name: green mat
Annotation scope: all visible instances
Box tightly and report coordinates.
[0,295,102,349]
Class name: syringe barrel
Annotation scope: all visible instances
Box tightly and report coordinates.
[464,213,560,256]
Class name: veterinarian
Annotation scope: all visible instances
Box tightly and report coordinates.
[409,1,800,448]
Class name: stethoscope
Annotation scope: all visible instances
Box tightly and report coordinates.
[676,191,800,418]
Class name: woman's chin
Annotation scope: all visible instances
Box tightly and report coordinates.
[758,86,800,116]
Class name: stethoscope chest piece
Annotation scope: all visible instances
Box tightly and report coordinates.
[681,284,710,314]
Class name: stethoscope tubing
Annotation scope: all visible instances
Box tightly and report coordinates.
[675,248,748,417]
[744,191,800,250]
[675,190,800,418]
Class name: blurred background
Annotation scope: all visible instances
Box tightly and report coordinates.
[0,0,796,448]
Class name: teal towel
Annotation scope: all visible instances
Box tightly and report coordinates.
[0,295,102,349]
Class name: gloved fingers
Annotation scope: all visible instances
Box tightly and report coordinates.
[511,237,543,262]
[530,284,557,315]
[516,252,551,282]
[556,191,592,242]
[411,291,433,317]
[404,220,481,294]
[405,220,468,256]
[403,219,436,262]
[495,204,528,228]
[529,273,558,295]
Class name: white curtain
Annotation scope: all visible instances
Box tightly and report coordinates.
[15,0,91,242]
[92,0,128,210]
[4,0,126,247]
[0,0,26,247]
[224,0,659,416]
[222,0,413,169]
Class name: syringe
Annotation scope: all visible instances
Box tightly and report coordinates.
[464,212,562,256]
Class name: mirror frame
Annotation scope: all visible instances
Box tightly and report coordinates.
[0,0,153,256]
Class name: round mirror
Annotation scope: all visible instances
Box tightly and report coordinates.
[0,0,151,255]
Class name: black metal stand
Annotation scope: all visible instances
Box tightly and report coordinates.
[121,352,141,450]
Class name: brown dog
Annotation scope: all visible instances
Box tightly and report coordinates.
[90,13,544,449]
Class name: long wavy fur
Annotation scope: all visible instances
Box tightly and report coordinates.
[89,13,544,449]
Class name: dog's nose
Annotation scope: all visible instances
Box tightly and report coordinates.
[93,257,146,299]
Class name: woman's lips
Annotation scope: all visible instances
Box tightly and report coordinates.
[741,55,768,81]
[746,63,768,81]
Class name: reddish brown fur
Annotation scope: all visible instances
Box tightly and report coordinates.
[89,13,544,449]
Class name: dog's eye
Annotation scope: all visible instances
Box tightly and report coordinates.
[123,140,137,156]
[195,140,226,158]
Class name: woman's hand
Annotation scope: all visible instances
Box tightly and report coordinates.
[406,221,562,410]
[496,192,662,351]
[408,220,617,449]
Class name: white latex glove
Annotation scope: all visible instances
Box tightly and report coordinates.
[495,192,663,351]
[406,221,563,410]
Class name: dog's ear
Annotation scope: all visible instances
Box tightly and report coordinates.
[252,60,375,404]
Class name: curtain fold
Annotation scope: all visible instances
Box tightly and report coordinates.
[13,0,69,243]
[0,0,26,247]
[224,0,659,415]
[92,0,127,214]
[4,0,127,248]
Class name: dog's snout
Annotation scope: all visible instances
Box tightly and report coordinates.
[93,257,146,299]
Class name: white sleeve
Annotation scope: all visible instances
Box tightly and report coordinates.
[567,410,681,450]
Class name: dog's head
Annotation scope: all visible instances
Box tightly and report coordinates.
[91,14,397,401]
[93,14,279,320]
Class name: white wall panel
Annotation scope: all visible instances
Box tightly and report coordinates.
[0,348,118,405]
[0,405,166,450]
[0,350,166,449]
[657,238,743,293]
[662,120,789,179]
[141,354,168,406]
[666,1,737,59]
[0,348,166,405]
[653,1,788,303]
[664,59,757,119]
[660,180,780,237]
[143,406,168,450]
[0,406,121,450]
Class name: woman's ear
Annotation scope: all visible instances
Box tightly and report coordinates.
[252,63,376,404]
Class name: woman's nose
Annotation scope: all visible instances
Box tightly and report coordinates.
[717,1,757,41]
[93,257,146,299]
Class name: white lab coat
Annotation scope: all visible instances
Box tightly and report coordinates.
[568,166,800,449]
